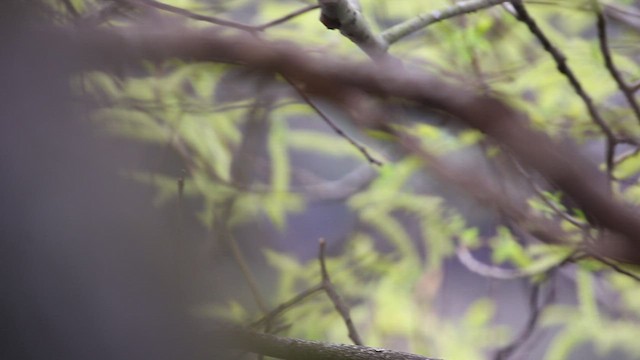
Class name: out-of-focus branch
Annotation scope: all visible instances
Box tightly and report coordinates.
[318,238,363,345]
[493,278,556,360]
[381,0,508,45]
[62,27,640,261]
[257,4,320,31]
[603,2,640,33]
[456,246,530,279]
[123,0,254,31]
[77,1,126,27]
[126,0,320,33]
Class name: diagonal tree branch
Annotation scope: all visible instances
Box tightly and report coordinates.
[256,4,320,31]
[124,0,255,31]
[283,75,383,166]
[381,0,508,45]
[591,0,640,126]
[318,238,363,346]
[64,27,640,262]
[509,0,618,178]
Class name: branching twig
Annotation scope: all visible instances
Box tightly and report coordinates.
[125,0,320,33]
[510,0,618,177]
[591,0,640,126]
[251,283,324,328]
[318,238,363,346]
[318,0,390,60]
[295,164,377,201]
[228,234,270,313]
[591,254,640,282]
[129,0,255,31]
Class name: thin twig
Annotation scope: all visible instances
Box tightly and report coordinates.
[131,0,255,31]
[511,157,588,229]
[493,255,575,359]
[456,245,530,279]
[318,238,363,346]
[251,283,325,328]
[510,0,618,178]
[494,280,553,360]
[228,234,269,313]
[256,4,320,31]
[591,0,640,125]
[381,0,508,45]
[591,254,640,282]
[283,75,383,166]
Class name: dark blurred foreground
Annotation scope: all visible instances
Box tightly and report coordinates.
[0,3,225,359]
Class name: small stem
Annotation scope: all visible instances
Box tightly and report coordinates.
[257,4,320,31]
[318,238,363,346]
[283,75,383,166]
[228,234,269,313]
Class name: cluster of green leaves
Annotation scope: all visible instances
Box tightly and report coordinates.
[59,0,640,359]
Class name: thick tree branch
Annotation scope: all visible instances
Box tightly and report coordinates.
[591,0,640,126]
[217,324,441,360]
[63,27,640,262]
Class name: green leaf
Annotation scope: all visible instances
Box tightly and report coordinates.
[614,151,640,179]
[491,227,531,267]
[463,298,495,328]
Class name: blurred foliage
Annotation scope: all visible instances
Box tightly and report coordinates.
[55,0,640,359]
